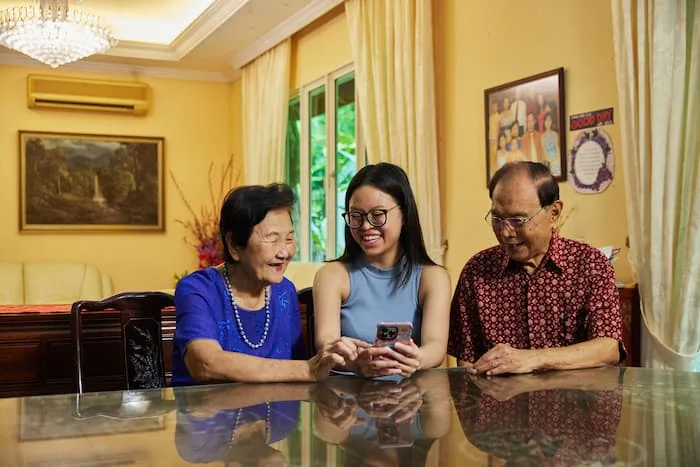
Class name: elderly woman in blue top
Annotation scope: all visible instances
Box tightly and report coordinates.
[172,183,343,385]
[314,163,451,378]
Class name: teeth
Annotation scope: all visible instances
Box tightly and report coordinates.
[362,235,380,241]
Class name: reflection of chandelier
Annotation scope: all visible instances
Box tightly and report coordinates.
[0,0,117,68]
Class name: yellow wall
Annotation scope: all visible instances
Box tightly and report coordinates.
[282,0,632,285]
[291,6,352,90]
[0,66,233,292]
[438,0,632,284]
[230,77,244,180]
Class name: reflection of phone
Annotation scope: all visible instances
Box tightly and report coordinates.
[376,418,414,448]
[375,322,413,348]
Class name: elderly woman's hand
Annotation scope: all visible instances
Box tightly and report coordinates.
[308,337,371,381]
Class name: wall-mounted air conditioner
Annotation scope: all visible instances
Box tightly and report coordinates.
[27,74,151,116]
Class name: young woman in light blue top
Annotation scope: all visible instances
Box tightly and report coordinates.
[314,163,451,379]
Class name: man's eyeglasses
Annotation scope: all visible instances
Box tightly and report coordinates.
[342,205,400,229]
[485,205,549,229]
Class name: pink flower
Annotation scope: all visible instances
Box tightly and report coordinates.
[171,155,240,269]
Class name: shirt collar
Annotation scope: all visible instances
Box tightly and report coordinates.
[498,230,568,275]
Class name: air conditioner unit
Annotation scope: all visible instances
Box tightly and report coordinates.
[27,75,151,116]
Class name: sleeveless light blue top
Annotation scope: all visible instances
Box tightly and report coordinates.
[340,257,423,345]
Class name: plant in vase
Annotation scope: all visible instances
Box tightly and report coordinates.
[170,154,240,284]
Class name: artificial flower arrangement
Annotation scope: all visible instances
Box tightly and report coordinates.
[171,155,239,283]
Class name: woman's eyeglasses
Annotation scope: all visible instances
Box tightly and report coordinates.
[342,205,399,229]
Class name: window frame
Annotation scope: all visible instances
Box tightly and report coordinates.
[290,63,364,262]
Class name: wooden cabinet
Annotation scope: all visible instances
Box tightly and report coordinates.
[0,309,175,399]
[619,286,641,367]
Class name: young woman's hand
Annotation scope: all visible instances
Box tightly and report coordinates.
[385,339,422,378]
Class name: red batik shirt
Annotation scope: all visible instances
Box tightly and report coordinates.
[448,232,626,363]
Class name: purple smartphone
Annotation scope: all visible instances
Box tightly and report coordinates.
[375,322,413,348]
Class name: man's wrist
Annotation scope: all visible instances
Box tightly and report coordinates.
[532,348,551,371]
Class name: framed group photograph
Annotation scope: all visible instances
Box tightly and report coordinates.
[19,131,165,232]
[484,67,566,185]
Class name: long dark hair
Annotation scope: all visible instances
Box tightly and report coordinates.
[336,163,436,286]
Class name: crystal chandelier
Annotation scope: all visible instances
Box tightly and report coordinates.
[0,0,117,68]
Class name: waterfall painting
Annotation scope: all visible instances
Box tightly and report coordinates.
[19,131,164,232]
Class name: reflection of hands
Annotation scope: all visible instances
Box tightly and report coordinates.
[473,344,540,376]
[470,374,545,402]
[312,383,359,433]
[257,450,288,467]
[355,379,423,423]
[471,367,623,401]
[311,383,362,444]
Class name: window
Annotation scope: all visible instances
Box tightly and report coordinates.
[285,66,362,262]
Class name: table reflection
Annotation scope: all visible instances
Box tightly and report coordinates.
[174,384,308,465]
[5,367,699,466]
[311,371,452,466]
[450,367,624,466]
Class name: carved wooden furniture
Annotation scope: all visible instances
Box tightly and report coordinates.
[72,292,174,393]
[297,287,315,358]
[0,304,175,399]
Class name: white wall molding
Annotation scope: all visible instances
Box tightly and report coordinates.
[172,0,251,58]
[104,41,180,61]
[0,53,232,83]
[102,0,250,62]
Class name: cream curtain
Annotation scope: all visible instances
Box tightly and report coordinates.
[612,0,700,370]
[345,0,445,264]
[242,39,291,185]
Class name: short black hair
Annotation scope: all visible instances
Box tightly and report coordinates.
[219,183,295,263]
[336,162,436,287]
[488,161,559,207]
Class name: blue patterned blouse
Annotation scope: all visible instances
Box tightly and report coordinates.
[172,267,304,386]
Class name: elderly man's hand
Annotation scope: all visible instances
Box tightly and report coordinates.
[472,343,542,376]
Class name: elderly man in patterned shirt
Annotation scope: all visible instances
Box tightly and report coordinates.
[448,161,625,375]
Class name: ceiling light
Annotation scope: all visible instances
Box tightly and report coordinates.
[0,0,118,68]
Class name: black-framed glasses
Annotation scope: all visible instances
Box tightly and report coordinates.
[485,205,549,229]
[342,205,400,229]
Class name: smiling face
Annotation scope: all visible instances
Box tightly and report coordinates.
[227,208,296,285]
[347,185,403,267]
[526,113,536,132]
[544,113,553,131]
[490,171,561,268]
[511,121,520,138]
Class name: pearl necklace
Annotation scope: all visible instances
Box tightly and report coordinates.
[223,263,271,349]
[230,402,271,445]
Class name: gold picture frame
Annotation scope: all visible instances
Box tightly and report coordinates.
[484,68,566,185]
[19,130,165,232]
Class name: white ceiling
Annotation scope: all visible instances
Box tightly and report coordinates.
[0,0,341,80]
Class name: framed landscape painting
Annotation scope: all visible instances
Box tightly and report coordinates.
[19,131,164,232]
[483,67,566,185]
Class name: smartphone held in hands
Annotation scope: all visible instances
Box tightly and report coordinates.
[375,322,413,348]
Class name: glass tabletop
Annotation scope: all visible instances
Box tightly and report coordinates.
[1,366,698,466]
